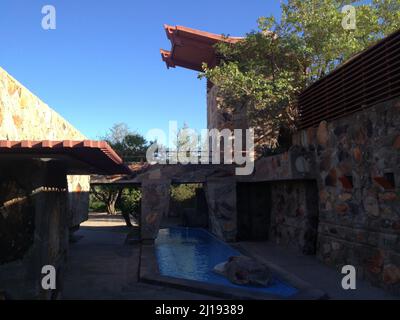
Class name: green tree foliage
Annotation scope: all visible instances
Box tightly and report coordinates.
[90,185,121,215]
[200,0,400,150]
[104,123,150,163]
[119,188,141,219]
[89,123,148,214]
[169,184,200,217]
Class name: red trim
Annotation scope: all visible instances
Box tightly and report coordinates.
[0,140,131,175]
[161,24,242,71]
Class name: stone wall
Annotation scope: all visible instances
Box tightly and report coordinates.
[0,159,69,299]
[140,179,171,243]
[269,181,319,255]
[0,67,89,228]
[207,85,248,140]
[66,176,90,228]
[207,85,229,131]
[0,67,91,298]
[204,178,237,242]
[293,97,400,294]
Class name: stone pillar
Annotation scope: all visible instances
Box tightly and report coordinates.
[204,178,237,242]
[140,179,171,243]
[67,175,90,229]
[36,160,69,299]
[0,159,69,299]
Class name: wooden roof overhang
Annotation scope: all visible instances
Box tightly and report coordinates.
[160,25,242,71]
[0,140,131,175]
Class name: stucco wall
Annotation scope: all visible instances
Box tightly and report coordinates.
[0,67,89,227]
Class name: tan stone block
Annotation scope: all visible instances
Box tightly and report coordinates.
[393,136,400,149]
[7,81,18,96]
[223,221,236,232]
[317,121,329,146]
[383,264,400,285]
[12,115,22,128]
[338,193,352,202]
[353,146,362,162]
[319,189,329,202]
[335,203,349,214]
[367,250,384,274]
[145,212,158,225]
[379,192,397,202]
[20,92,31,108]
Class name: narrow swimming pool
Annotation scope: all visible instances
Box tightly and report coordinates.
[155,227,298,298]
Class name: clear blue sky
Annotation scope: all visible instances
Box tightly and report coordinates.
[0,0,281,140]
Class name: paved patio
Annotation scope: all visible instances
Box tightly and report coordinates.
[63,213,216,300]
[236,242,398,300]
[63,214,398,300]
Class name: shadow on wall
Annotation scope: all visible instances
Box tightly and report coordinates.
[168,183,208,228]
[236,180,319,255]
[0,177,35,264]
[0,159,90,299]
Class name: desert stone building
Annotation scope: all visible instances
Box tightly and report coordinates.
[0,67,128,299]
[159,25,400,294]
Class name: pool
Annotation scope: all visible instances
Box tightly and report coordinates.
[155,227,298,298]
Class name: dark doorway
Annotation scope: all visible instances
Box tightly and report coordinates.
[236,182,271,241]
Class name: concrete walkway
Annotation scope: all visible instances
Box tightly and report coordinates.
[63,213,215,300]
[236,241,398,300]
[63,213,397,300]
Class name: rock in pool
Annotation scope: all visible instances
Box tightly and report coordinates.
[213,256,272,287]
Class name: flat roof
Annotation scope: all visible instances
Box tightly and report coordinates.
[161,25,242,71]
[0,140,131,175]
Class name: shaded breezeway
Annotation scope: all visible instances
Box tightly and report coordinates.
[62,213,216,300]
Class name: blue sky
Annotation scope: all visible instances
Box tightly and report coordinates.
[0,0,281,140]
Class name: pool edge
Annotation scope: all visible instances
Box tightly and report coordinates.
[139,243,328,300]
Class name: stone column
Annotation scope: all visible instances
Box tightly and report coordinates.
[0,159,69,299]
[204,178,237,242]
[67,175,90,229]
[36,160,69,299]
[140,179,171,243]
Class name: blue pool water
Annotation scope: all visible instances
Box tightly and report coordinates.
[155,227,298,298]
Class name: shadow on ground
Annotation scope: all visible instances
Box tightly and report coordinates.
[63,213,216,300]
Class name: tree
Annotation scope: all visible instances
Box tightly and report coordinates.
[119,187,142,226]
[200,0,400,151]
[104,123,150,163]
[90,185,121,215]
[90,123,149,215]
[173,123,201,157]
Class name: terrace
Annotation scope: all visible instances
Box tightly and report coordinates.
[1,22,399,300]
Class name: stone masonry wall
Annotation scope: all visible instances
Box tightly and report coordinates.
[0,159,69,299]
[207,85,248,132]
[0,67,89,228]
[269,180,319,255]
[293,98,400,294]
[207,85,228,131]
[204,178,237,242]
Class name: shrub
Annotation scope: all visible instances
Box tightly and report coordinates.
[119,188,141,219]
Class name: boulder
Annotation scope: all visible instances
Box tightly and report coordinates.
[213,256,272,287]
